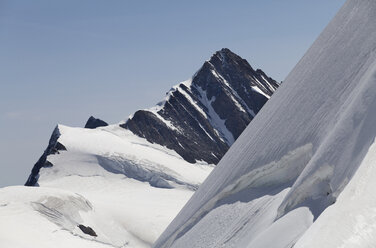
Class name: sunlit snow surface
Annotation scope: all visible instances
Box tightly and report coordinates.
[0,125,213,248]
[154,0,376,247]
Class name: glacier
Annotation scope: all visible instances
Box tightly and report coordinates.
[153,0,376,247]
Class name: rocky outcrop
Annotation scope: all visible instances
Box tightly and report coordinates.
[84,116,108,129]
[25,126,66,186]
[78,224,97,237]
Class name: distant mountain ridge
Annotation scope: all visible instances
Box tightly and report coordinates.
[122,48,279,164]
[25,48,278,187]
[25,48,278,188]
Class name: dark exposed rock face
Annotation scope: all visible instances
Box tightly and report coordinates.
[25,126,66,186]
[122,48,279,164]
[84,116,108,129]
[78,224,97,237]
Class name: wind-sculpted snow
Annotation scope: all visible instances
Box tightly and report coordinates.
[32,194,93,230]
[154,1,376,247]
[96,155,198,190]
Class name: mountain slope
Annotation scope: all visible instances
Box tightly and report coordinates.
[153,1,376,247]
[14,49,277,247]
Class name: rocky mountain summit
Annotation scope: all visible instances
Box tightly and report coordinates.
[122,48,279,164]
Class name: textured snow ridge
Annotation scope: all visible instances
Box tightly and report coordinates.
[153,1,376,247]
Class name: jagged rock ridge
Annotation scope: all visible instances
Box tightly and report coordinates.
[122,48,279,164]
[25,126,66,186]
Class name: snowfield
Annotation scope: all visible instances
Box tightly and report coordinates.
[153,0,376,247]
[0,124,213,248]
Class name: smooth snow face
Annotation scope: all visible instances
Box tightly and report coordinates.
[153,1,376,247]
[17,124,213,248]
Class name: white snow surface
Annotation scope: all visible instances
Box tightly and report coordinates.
[0,125,213,248]
[153,1,376,247]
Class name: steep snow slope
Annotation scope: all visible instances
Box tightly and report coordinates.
[153,0,376,247]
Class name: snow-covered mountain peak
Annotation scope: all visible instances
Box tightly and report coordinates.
[122,48,278,164]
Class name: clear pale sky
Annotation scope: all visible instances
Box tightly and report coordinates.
[0,0,346,187]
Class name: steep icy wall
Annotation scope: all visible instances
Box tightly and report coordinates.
[153,0,376,247]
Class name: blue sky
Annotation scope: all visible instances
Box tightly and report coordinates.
[0,0,346,187]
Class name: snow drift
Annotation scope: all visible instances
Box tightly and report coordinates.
[153,0,376,247]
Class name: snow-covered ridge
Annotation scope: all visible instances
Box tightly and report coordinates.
[16,124,214,247]
[153,1,376,247]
